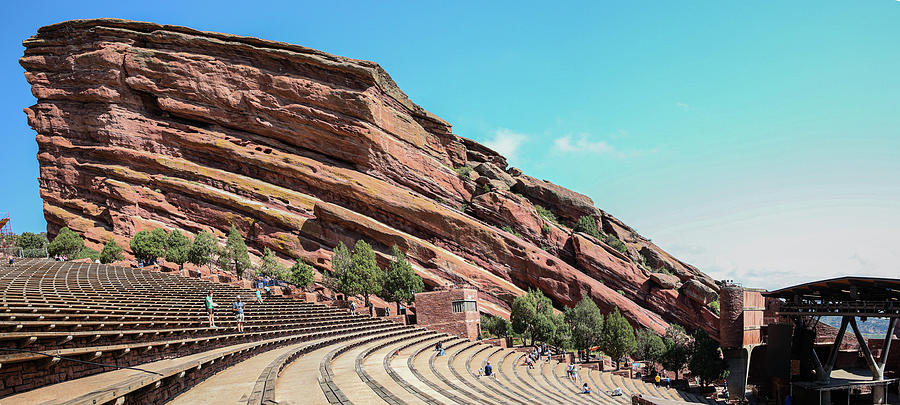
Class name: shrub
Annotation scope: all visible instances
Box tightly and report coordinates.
[74,247,100,261]
[534,205,557,223]
[603,234,628,254]
[482,183,492,193]
[574,216,601,239]
[655,267,673,275]
[708,300,720,315]
[501,225,522,239]
[453,166,473,179]
[541,223,551,234]
[258,247,285,278]
[47,227,84,258]
[22,248,47,258]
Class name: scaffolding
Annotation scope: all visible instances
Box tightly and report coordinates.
[0,213,13,249]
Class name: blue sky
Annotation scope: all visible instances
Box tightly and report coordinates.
[2,1,898,289]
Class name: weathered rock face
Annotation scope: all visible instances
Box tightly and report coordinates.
[22,19,718,336]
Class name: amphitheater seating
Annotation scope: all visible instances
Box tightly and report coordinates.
[0,259,721,404]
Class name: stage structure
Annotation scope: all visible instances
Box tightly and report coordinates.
[765,277,900,405]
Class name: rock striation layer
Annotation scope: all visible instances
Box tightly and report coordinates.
[22,19,718,336]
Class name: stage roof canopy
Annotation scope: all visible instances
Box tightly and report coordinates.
[765,276,900,302]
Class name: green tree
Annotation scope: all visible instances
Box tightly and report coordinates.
[634,328,666,368]
[47,227,84,258]
[380,246,424,308]
[340,240,383,307]
[289,259,315,289]
[188,231,218,269]
[600,308,636,370]
[510,289,554,346]
[708,300,720,315]
[550,313,572,350]
[74,247,100,261]
[258,247,285,278]
[688,329,728,387]
[16,232,47,250]
[574,216,601,239]
[165,230,191,269]
[129,228,168,264]
[17,231,49,258]
[481,314,512,338]
[660,324,691,379]
[564,297,605,354]
[218,225,251,278]
[99,239,124,264]
[325,241,352,294]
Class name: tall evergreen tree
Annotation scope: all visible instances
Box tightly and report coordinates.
[165,230,191,269]
[380,246,424,308]
[258,247,286,279]
[510,289,554,346]
[689,329,728,387]
[188,231,218,269]
[601,308,636,370]
[218,225,251,278]
[634,328,666,368]
[564,297,605,354]
[289,259,315,289]
[660,324,691,379]
[340,240,383,307]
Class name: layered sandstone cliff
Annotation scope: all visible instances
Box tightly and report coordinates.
[22,19,719,336]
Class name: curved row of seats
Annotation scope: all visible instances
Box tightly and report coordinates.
[0,259,721,404]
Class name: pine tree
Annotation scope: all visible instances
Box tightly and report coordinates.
[130,228,167,264]
[601,308,636,370]
[47,227,84,258]
[188,231,218,269]
[289,259,315,289]
[99,239,124,264]
[218,225,250,278]
[380,246,424,309]
[339,240,383,307]
[565,297,604,354]
[165,230,191,269]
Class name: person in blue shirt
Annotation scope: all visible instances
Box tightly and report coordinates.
[483,361,493,377]
[232,296,245,332]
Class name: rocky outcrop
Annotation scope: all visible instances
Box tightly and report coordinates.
[22,19,718,336]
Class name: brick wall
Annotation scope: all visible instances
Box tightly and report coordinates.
[415,289,480,340]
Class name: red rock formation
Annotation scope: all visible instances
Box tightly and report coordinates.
[22,19,719,336]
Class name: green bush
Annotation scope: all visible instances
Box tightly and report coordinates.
[708,300,720,315]
[501,225,522,239]
[655,267,673,275]
[482,183,492,193]
[574,216,601,239]
[453,166,473,179]
[289,259,315,289]
[534,205,557,223]
[74,247,100,261]
[22,248,47,258]
[603,234,628,254]
[541,223,551,234]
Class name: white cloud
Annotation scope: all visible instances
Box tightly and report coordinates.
[553,134,614,154]
[484,128,528,162]
[675,102,690,111]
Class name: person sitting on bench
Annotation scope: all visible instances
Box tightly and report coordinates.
[581,383,591,394]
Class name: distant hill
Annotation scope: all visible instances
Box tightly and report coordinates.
[821,316,893,339]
